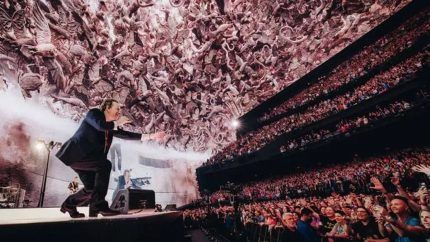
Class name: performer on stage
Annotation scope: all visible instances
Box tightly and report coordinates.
[56,99,165,218]
[118,169,138,190]
[111,169,139,201]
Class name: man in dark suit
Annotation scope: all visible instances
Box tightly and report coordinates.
[56,99,165,218]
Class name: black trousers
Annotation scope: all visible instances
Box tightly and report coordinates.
[62,160,112,209]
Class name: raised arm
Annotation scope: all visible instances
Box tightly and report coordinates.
[112,129,142,140]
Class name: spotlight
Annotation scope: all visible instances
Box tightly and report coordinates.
[35,140,45,151]
[34,139,61,207]
[231,119,240,129]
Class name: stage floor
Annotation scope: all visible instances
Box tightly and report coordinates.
[0,207,184,242]
[0,207,172,225]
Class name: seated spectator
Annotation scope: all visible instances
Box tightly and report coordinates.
[381,196,426,242]
[298,208,321,242]
[351,207,387,242]
[281,212,302,242]
[322,207,338,235]
[325,210,351,242]
[419,210,430,241]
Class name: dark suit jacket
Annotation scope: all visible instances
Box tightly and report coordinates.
[56,108,142,165]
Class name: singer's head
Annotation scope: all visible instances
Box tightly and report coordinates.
[100,98,122,121]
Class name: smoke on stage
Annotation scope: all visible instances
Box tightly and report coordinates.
[0,87,209,208]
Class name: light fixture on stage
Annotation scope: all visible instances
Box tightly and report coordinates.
[231,119,240,129]
[35,139,62,208]
[35,141,45,151]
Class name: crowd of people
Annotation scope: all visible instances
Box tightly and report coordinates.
[280,97,423,153]
[203,42,429,166]
[202,3,430,166]
[260,8,430,121]
[239,149,430,200]
[202,2,430,166]
[185,2,430,242]
[185,149,430,241]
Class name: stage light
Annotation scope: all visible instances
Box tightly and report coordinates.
[231,119,240,129]
[35,140,45,151]
[34,139,62,208]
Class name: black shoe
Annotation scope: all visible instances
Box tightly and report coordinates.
[89,207,121,217]
[60,204,85,218]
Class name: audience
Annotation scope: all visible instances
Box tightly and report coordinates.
[185,149,430,241]
[280,98,423,154]
[262,9,430,121]
[187,4,430,242]
[202,4,430,167]
[203,47,429,167]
